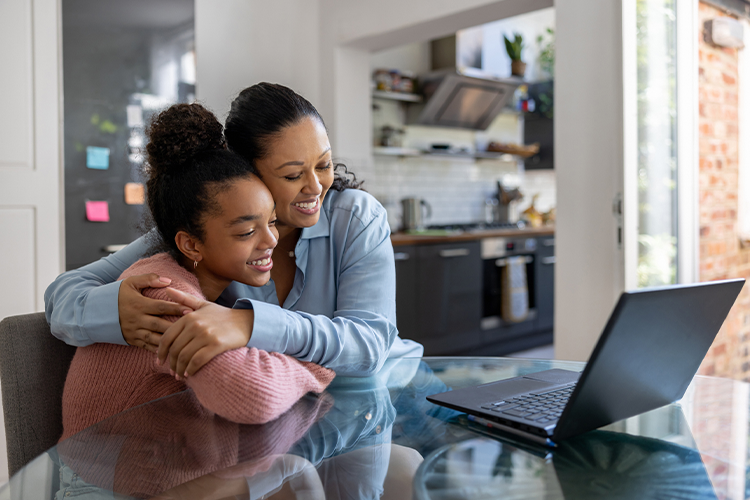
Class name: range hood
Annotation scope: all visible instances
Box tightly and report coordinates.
[408,35,522,130]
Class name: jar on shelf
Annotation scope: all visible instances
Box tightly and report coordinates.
[389,70,401,92]
[399,71,415,93]
[373,69,392,91]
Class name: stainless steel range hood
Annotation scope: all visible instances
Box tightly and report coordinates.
[407,35,522,130]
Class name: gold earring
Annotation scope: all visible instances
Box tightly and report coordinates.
[194,260,198,269]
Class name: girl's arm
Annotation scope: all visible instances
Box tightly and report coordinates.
[138,272,334,425]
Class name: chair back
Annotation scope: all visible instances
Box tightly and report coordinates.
[0,313,77,477]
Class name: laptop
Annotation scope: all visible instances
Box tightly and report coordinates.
[427,279,745,446]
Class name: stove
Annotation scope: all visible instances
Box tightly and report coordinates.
[426,221,526,232]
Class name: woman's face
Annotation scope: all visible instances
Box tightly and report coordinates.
[254,117,334,230]
[193,176,278,289]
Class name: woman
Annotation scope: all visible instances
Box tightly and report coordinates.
[60,103,334,440]
[45,83,422,377]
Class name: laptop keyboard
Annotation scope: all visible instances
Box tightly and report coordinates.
[480,383,577,425]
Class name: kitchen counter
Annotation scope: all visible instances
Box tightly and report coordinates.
[391,225,554,246]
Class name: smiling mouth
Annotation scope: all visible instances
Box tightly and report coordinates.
[249,257,271,266]
[292,198,319,210]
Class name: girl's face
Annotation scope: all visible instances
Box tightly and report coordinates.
[254,117,334,230]
[192,176,278,291]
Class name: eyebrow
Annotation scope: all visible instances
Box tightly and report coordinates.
[274,148,332,170]
[226,214,260,227]
[227,204,275,227]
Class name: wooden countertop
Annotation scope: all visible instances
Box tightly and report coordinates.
[391,226,555,246]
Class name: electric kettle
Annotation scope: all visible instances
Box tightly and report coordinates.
[400,198,432,231]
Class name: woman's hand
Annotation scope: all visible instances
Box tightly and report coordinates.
[157,288,254,378]
[118,273,189,353]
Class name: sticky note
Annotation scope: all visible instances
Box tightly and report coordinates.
[126,105,144,128]
[86,201,110,222]
[124,182,145,205]
[86,146,110,170]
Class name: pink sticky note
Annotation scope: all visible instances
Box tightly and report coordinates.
[86,201,110,222]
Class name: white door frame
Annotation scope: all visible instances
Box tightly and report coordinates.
[0,0,64,321]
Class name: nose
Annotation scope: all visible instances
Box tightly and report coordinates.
[260,224,278,250]
[301,169,323,196]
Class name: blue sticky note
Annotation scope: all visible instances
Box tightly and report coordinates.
[86,146,110,170]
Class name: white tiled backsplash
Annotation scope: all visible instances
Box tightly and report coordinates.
[355,157,556,229]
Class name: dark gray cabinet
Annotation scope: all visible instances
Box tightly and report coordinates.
[535,237,555,331]
[394,241,482,355]
[394,245,419,342]
[394,235,553,355]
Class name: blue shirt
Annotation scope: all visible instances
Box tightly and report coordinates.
[44,189,423,376]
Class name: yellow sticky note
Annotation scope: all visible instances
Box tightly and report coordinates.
[124,182,145,205]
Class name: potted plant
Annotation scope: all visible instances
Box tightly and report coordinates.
[504,32,525,77]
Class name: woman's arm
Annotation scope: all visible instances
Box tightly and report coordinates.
[44,234,186,349]
[246,220,398,376]
[160,201,420,378]
[243,205,410,376]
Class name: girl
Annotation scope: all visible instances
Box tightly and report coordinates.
[60,103,334,441]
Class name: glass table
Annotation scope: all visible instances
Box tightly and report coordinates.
[2,357,748,499]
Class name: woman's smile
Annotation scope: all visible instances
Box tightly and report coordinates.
[292,197,320,215]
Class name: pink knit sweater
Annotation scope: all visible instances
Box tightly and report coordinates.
[60,253,335,442]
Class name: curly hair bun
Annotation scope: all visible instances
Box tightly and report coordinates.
[146,103,225,173]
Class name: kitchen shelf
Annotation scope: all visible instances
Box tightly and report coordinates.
[372,90,422,103]
[373,146,422,157]
[373,147,519,161]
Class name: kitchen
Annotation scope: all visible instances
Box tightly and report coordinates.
[364,8,557,356]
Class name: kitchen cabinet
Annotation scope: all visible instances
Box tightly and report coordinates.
[395,241,483,355]
[394,245,419,343]
[535,237,555,331]
[394,233,553,356]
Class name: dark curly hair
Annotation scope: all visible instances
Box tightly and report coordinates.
[224,82,363,191]
[144,103,257,258]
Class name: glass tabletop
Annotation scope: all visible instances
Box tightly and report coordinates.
[2,357,748,499]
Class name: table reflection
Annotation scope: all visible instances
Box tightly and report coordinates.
[1,357,749,500]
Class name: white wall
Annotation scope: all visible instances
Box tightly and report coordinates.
[194,0,321,118]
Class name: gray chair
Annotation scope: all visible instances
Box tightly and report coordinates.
[0,313,77,478]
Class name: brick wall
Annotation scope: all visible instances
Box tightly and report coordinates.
[697,2,750,381]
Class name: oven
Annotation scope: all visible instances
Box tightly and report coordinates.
[480,236,538,332]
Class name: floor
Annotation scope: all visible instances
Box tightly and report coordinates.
[506,344,555,359]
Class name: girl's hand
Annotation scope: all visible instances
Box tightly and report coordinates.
[118,273,189,353]
[157,288,254,378]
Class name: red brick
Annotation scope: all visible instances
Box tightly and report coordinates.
[724,107,738,122]
[722,72,737,85]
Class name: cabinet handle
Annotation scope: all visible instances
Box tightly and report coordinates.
[495,256,533,267]
[103,244,127,253]
[543,239,555,247]
[439,248,471,258]
[394,252,410,261]
[542,256,556,265]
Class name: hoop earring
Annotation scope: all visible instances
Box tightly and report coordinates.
[194,261,198,269]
